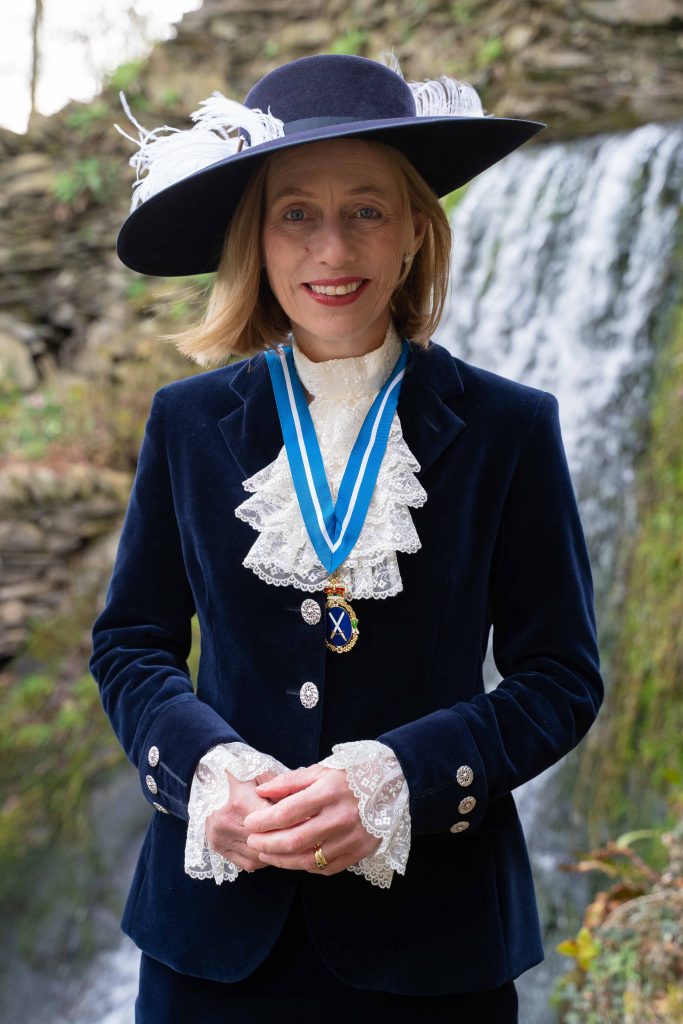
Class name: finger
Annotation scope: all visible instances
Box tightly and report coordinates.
[253,827,348,868]
[246,816,338,855]
[255,765,327,798]
[257,839,348,874]
[243,785,326,832]
[223,850,268,872]
[254,769,279,786]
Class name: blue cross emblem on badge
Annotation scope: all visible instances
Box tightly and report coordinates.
[324,593,359,654]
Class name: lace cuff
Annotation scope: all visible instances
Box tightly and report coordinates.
[184,742,289,885]
[184,740,411,890]
[320,739,411,889]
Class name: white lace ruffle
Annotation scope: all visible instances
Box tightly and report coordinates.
[184,742,290,884]
[184,740,410,889]
[319,740,410,889]
[234,323,427,600]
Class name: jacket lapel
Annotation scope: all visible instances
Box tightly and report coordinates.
[217,352,283,479]
[397,340,466,475]
[217,340,467,480]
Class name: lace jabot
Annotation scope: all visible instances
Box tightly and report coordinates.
[292,325,402,399]
[234,321,427,599]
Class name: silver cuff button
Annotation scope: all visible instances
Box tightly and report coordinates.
[299,682,319,708]
[145,774,158,795]
[301,599,321,625]
[450,821,470,833]
[153,802,169,814]
[458,796,477,814]
[148,745,160,767]
[456,765,474,787]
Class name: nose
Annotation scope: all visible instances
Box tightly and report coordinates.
[310,216,357,267]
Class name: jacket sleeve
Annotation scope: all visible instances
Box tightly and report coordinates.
[377,391,604,837]
[89,388,246,821]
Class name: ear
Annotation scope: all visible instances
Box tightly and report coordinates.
[410,211,428,255]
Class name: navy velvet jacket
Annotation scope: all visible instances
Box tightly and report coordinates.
[89,339,603,995]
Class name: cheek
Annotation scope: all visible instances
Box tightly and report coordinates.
[262,234,296,294]
[370,230,406,282]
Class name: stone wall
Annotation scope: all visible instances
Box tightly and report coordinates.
[0,463,129,660]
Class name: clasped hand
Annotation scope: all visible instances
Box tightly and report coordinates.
[205,763,381,876]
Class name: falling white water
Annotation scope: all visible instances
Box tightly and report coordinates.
[437,120,683,598]
[434,119,683,1023]
[25,121,683,1024]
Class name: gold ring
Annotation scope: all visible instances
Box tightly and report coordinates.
[313,842,328,869]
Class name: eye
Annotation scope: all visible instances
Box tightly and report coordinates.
[284,208,306,221]
[356,207,380,219]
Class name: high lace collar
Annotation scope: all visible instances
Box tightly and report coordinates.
[291,321,402,400]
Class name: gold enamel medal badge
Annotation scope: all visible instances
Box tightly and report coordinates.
[324,573,359,654]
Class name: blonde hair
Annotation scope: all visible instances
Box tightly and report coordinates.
[162,140,452,365]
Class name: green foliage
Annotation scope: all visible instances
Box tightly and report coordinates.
[450,0,476,24]
[263,40,280,59]
[0,617,122,901]
[442,183,469,219]
[475,36,504,69]
[553,817,683,1022]
[65,102,110,132]
[52,156,117,208]
[329,29,369,56]
[580,281,683,834]
[169,298,190,320]
[160,87,183,106]
[0,384,68,459]
[0,527,202,911]
[126,278,151,303]
[0,367,168,471]
[105,58,146,94]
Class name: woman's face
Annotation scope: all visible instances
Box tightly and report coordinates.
[261,138,427,361]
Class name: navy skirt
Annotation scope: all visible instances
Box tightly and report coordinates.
[135,883,518,1023]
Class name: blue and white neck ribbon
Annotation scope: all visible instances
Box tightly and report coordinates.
[265,339,410,574]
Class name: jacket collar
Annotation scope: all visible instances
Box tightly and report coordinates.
[217,339,466,480]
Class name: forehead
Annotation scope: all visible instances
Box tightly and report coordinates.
[264,138,401,197]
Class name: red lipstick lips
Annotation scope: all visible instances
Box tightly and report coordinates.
[302,277,369,306]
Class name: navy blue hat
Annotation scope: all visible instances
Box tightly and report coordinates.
[115,54,546,276]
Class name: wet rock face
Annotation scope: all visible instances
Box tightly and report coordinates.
[0,463,130,661]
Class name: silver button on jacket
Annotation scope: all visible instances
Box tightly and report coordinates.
[450,821,470,833]
[300,599,321,625]
[147,745,160,767]
[299,681,319,708]
[458,796,477,814]
[145,774,158,795]
[456,765,474,787]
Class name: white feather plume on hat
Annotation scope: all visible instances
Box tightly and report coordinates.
[381,51,486,118]
[114,92,285,211]
[114,55,487,214]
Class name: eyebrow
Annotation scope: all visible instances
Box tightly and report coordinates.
[269,185,391,203]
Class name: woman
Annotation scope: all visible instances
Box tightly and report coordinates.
[91,54,604,1021]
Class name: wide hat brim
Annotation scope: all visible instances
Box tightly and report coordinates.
[116,112,545,277]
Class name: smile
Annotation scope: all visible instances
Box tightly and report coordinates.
[302,278,369,305]
[309,280,363,295]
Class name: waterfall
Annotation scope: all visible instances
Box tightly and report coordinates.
[440,121,683,605]
[435,120,683,1022]
[40,120,683,1024]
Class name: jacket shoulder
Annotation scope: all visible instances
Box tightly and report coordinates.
[423,342,557,425]
[152,352,267,413]
[455,353,552,404]
[446,350,557,431]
